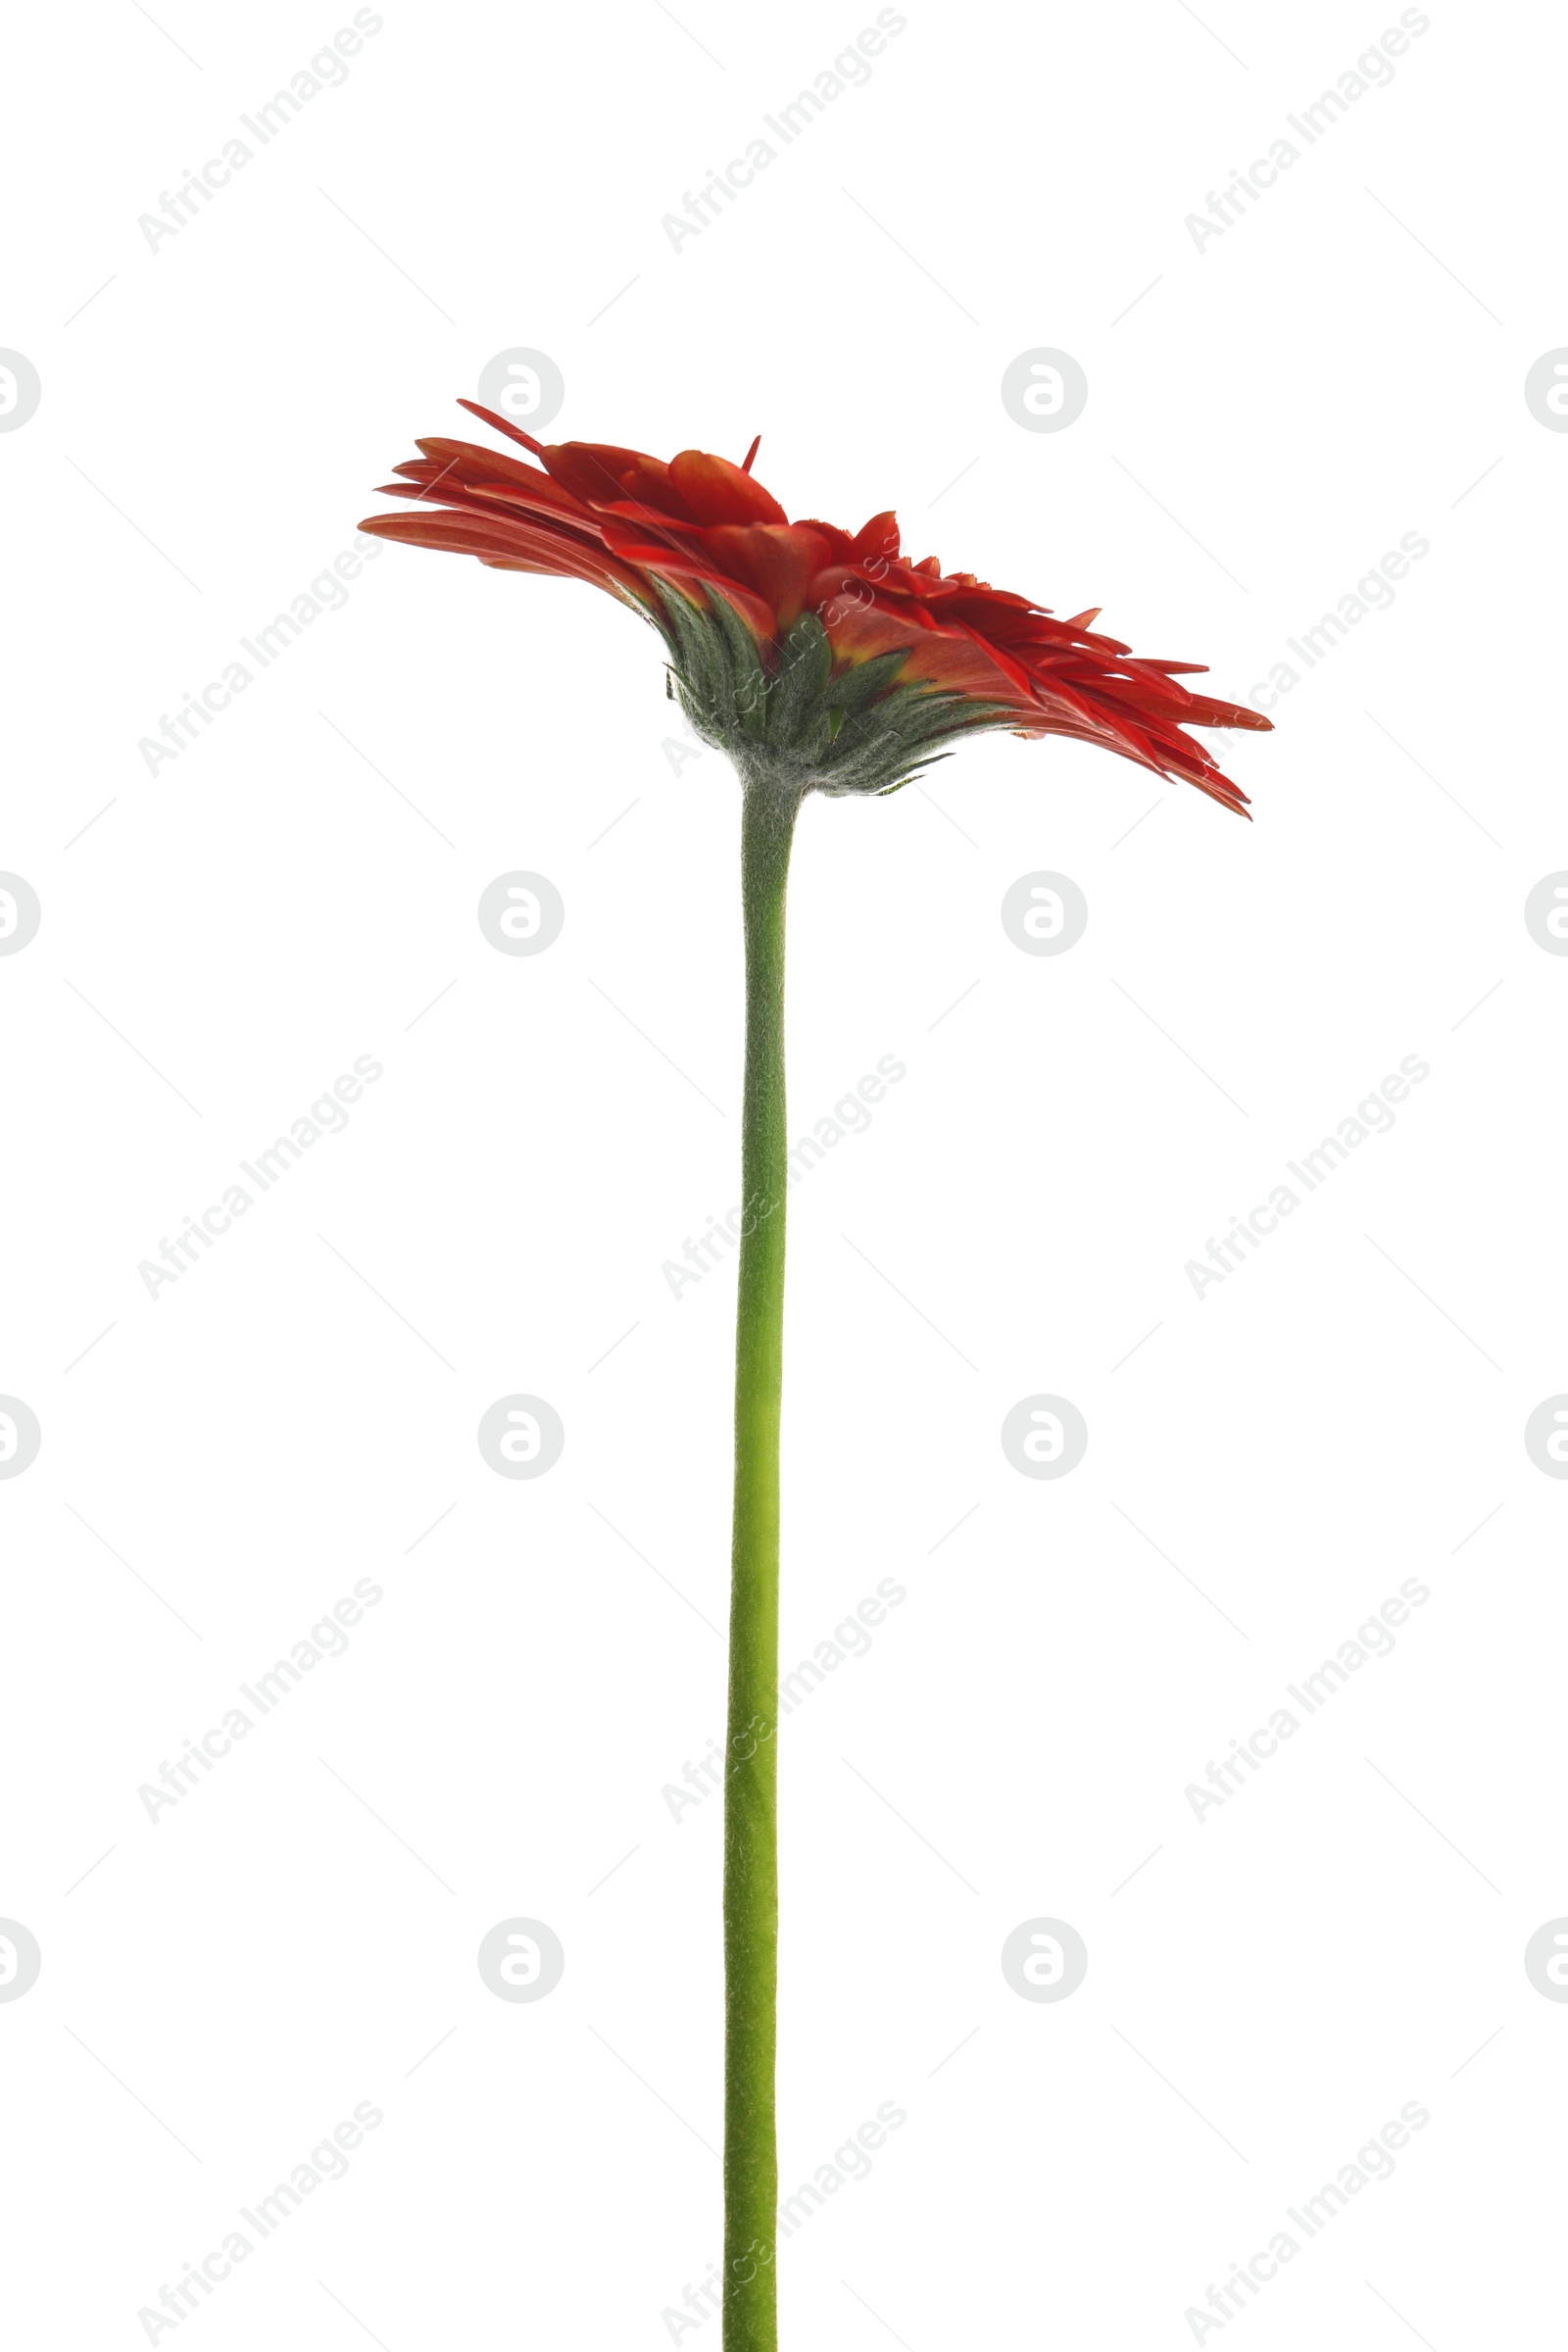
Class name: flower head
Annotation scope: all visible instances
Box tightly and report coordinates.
[361,405,1269,812]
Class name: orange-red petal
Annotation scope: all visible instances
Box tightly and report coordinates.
[668,450,789,526]
[702,524,833,632]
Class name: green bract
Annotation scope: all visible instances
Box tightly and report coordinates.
[652,587,1020,797]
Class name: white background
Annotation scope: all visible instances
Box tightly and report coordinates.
[3,0,1564,2344]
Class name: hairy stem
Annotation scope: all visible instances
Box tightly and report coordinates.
[723,778,805,2352]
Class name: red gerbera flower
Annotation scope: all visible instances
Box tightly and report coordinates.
[361,399,1271,2352]
[360,404,1269,814]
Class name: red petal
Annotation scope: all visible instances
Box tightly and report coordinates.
[1178,693,1271,731]
[611,458,701,523]
[456,398,547,454]
[851,511,900,564]
[668,450,788,526]
[792,516,858,564]
[358,509,649,601]
[592,520,779,641]
[400,445,597,526]
[529,440,671,507]
[702,524,832,631]
[413,436,582,505]
[822,603,1036,709]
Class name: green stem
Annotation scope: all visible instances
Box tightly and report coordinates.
[723,777,804,2352]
